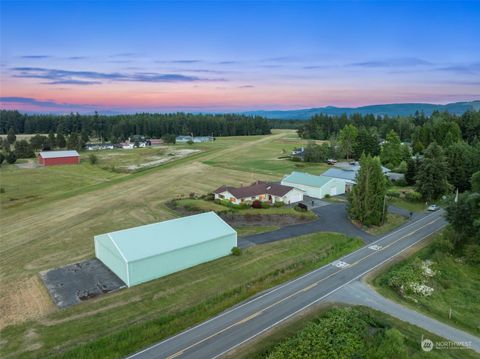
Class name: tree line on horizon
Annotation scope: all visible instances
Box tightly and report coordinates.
[0,110,272,140]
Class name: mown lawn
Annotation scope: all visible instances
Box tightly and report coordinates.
[236,225,280,237]
[372,232,480,337]
[0,232,363,359]
[390,197,427,213]
[365,213,407,236]
[237,305,479,359]
[203,130,329,176]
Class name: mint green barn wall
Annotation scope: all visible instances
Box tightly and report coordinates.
[128,233,237,286]
[94,234,129,285]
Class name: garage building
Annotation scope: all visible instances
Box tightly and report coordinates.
[94,212,237,287]
[38,150,80,166]
[281,171,347,199]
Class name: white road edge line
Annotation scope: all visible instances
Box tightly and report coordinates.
[125,210,443,358]
[211,223,447,359]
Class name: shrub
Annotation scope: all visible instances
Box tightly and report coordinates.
[204,193,215,201]
[324,194,331,198]
[5,151,16,164]
[88,153,98,165]
[189,192,196,199]
[251,200,262,209]
[0,152,4,164]
[393,178,408,187]
[405,191,422,202]
[464,245,480,265]
[231,247,242,256]
[290,156,302,162]
[0,187,5,193]
[187,140,194,145]
[295,203,308,212]
[273,201,285,208]
[387,189,401,198]
[261,201,270,209]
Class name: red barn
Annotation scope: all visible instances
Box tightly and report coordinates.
[38,150,80,166]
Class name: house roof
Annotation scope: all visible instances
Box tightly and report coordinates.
[334,162,391,173]
[39,150,80,159]
[213,181,296,199]
[96,212,236,262]
[322,168,357,182]
[282,172,333,188]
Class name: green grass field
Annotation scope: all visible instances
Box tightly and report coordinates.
[372,232,480,337]
[236,305,479,359]
[0,232,363,359]
[364,213,407,236]
[203,130,329,176]
[1,130,361,358]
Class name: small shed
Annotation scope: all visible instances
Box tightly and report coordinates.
[281,171,347,199]
[38,150,80,166]
[94,212,237,287]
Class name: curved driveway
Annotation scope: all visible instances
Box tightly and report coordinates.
[239,203,377,248]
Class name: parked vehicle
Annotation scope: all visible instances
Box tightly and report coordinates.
[327,159,337,165]
[428,204,439,211]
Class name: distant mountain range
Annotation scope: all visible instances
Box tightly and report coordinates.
[243,100,480,120]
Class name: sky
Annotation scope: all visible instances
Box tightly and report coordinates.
[0,1,479,113]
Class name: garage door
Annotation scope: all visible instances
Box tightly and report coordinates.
[286,192,303,204]
[330,186,337,196]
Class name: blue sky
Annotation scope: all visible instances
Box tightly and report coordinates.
[1,1,479,113]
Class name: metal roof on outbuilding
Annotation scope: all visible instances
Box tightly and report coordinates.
[96,212,236,262]
[322,168,357,182]
[38,150,80,158]
[282,172,334,187]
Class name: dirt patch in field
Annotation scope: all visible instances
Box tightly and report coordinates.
[0,276,55,330]
[15,160,41,169]
[124,149,200,171]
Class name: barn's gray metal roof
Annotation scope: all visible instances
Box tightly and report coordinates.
[39,150,80,158]
[322,168,357,182]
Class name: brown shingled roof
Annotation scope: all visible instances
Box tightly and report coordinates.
[213,182,295,199]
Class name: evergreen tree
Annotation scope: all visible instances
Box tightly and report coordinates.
[6,127,16,145]
[30,134,48,150]
[472,171,480,193]
[48,130,56,148]
[67,132,81,150]
[353,127,380,158]
[14,140,35,158]
[0,152,4,165]
[5,151,16,164]
[348,154,387,226]
[339,124,358,160]
[416,142,450,201]
[380,130,402,169]
[56,133,66,148]
[445,142,477,192]
[405,158,417,186]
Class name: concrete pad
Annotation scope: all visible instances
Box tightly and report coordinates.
[40,259,126,308]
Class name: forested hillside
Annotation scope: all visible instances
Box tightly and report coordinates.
[0,111,271,139]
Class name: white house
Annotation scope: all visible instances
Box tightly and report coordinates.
[281,171,347,199]
[213,181,304,205]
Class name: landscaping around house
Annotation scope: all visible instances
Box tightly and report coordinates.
[236,306,478,359]
[169,197,317,231]
[372,230,480,337]
[0,232,362,359]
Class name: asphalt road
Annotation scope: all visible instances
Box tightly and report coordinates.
[126,209,447,359]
